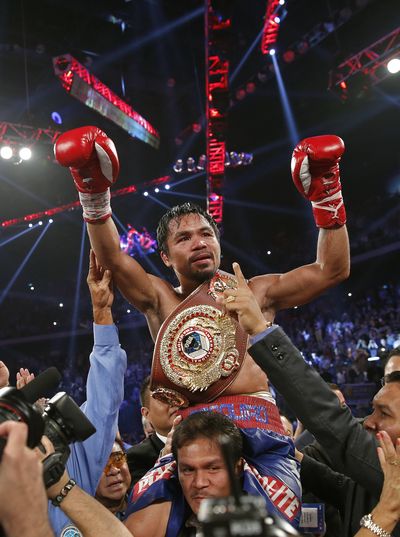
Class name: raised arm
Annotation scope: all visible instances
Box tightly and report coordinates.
[54,126,161,313]
[249,135,350,313]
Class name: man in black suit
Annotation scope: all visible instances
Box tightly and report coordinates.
[127,376,179,485]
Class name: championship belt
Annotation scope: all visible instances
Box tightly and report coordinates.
[150,270,249,407]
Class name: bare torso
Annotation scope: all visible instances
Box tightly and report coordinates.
[145,274,270,395]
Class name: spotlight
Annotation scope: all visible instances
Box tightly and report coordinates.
[274,16,280,24]
[154,187,160,193]
[267,250,272,255]
[59,302,64,308]
[38,221,43,226]
[165,184,170,190]
[53,321,58,326]
[143,191,149,197]
[51,111,63,125]
[0,146,13,160]
[269,49,276,56]
[187,157,196,172]
[19,147,32,161]
[387,58,400,74]
[197,154,206,170]
[173,159,183,173]
[49,218,53,223]
[127,309,131,313]
[279,0,285,4]
[28,223,33,228]
[235,88,246,100]
[347,292,352,297]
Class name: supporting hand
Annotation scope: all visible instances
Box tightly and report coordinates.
[218,262,271,336]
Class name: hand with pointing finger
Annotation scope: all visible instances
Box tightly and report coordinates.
[217,262,271,336]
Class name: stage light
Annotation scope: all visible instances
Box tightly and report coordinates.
[53,321,58,326]
[165,184,171,190]
[28,223,33,228]
[143,191,149,197]
[127,309,131,313]
[274,16,280,24]
[173,159,184,173]
[59,302,64,308]
[38,221,43,226]
[279,0,285,4]
[51,111,63,125]
[387,58,400,74]
[246,82,256,93]
[187,157,196,172]
[269,48,276,56]
[154,187,160,193]
[267,250,271,255]
[0,146,13,160]
[340,81,347,89]
[197,155,206,170]
[348,292,352,297]
[19,147,32,161]
[49,218,53,223]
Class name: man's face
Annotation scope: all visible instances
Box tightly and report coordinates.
[142,392,179,437]
[160,214,221,284]
[384,355,400,376]
[178,437,240,515]
[96,442,131,505]
[364,383,400,444]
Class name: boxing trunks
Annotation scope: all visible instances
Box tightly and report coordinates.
[125,395,301,534]
[151,270,248,406]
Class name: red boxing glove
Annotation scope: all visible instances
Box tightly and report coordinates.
[291,135,346,228]
[54,126,120,222]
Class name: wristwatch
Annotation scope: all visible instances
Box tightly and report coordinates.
[360,513,392,537]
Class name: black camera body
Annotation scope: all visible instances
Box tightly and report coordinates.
[0,380,95,488]
[198,495,300,537]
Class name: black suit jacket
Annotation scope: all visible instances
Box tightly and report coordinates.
[127,433,165,486]
[248,327,399,537]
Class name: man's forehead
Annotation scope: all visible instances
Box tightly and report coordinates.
[374,382,400,405]
[167,214,212,235]
[178,437,223,459]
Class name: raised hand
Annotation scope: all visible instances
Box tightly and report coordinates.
[16,368,35,389]
[218,262,270,336]
[87,249,114,324]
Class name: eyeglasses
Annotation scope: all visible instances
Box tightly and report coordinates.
[104,451,127,474]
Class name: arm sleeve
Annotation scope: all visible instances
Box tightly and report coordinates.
[248,326,383,495]
[49,323,127,536]
[300,454,350,512]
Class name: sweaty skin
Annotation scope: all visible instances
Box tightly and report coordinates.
[88,213,350,395]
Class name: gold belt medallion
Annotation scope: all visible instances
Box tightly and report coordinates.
[160,305,239,393]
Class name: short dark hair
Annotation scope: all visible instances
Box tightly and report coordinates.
[388,347,400,360]
[172,411,242,463]
[156,202,220,254]
[140,376,151,407]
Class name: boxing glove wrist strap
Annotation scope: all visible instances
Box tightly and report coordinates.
[79,190,112,222]
[311,190,343,217]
